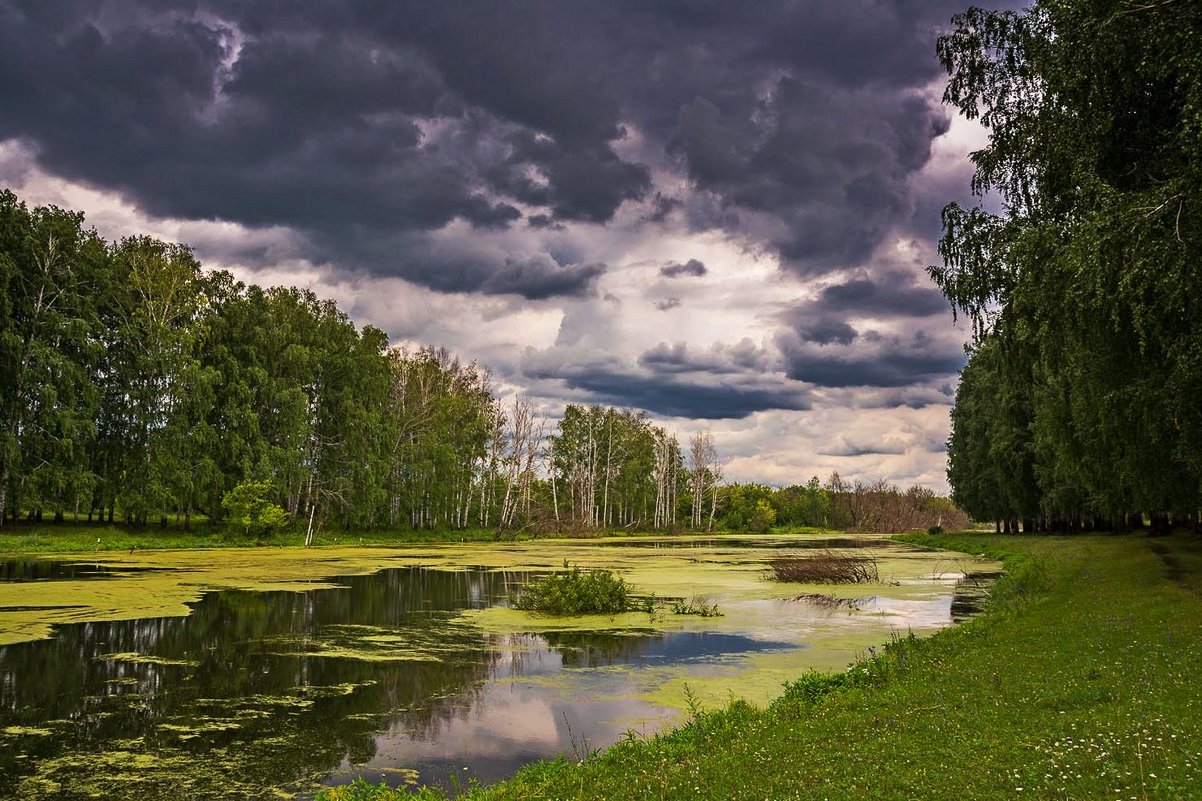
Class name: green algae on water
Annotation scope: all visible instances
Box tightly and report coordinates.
[97,651,199,667]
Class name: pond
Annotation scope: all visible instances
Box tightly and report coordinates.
[0,535,997,799]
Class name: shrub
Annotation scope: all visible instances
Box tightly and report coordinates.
[221,480,288,539]
[928,524,945,536]
[512,561,634,615]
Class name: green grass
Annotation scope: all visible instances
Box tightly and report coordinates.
[0,522,509,553]
[0,521,840,554]
[317,532,1202,801]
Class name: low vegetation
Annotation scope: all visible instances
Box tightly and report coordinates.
[511,562,637,616]
[509,563,724,618]
[668,597,723,617]
[766,550,879,584]
[316,533,1202,800]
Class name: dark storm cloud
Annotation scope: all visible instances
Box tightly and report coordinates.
[560,371,810,420]
[343,239,605,300]
[812,270,949,317]
[793,317,858,346]
[780,269,949,347]
[778,331,966,389]
[1,0,967,296]
[660,259,707,279]
[525,360,809,420]
[639,341,773,375]
[480,255,606,300]
[667,85,949,274]
[521,338,795,418]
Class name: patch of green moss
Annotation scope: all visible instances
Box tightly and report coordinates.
[2,726,56,737]
[97,651,199,667]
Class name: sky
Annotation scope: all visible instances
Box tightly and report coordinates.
[0,1,1004,491]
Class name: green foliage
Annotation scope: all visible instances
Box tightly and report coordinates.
[717,483,774,531]
[933,1,1202,528]
[512,561,635,616]
[0,191,106,526]
[768,477,831,528]
[222,481,288,538]
[747,500,776,533]
[550,404,682,531]
[316,778,408,801]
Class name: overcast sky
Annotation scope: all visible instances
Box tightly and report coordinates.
[0,1,1010,491]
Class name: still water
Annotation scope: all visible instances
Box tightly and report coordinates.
[0,536,995,799]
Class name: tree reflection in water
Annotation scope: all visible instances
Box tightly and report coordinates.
[2,565,767,798]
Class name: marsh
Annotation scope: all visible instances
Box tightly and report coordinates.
[0,535,996,798]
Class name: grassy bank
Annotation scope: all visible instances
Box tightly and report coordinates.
[0,523,840,554]
[323,532,1202,800]
[0,523,505,553]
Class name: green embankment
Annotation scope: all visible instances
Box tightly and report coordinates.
[0,523,839,554]
[325,533,1202,801]
[0,523,503,553]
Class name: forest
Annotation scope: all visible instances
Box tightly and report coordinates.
[933,1,1201,534]
[0,190,959,536]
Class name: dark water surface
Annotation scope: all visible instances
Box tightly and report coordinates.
[0,564,791,799]
[0,558,170,582]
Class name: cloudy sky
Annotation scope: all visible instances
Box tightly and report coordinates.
[0,1,1008,491]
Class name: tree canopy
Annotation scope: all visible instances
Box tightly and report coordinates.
[933,1,1202,530]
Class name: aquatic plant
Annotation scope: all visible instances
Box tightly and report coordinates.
[511,561,635,615]
[669,597,723,617]
[767,550,879,584]
[316,777,404,800]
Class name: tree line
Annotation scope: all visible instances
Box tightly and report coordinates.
[0,190,706,534]
[932,2,1201,533]
[1,188,966,536]
[720,476,966,535]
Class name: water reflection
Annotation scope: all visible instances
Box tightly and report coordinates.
[0,565,779,799]
[0,558,166,582]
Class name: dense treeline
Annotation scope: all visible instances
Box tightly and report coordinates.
[1,189,967,535]
[933,2,1201,532]
[0,189,701,534]
[719,476,967,534]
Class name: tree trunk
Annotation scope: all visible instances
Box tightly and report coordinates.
[304,504,317,547]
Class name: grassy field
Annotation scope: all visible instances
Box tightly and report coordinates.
[318,532,1202,801]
